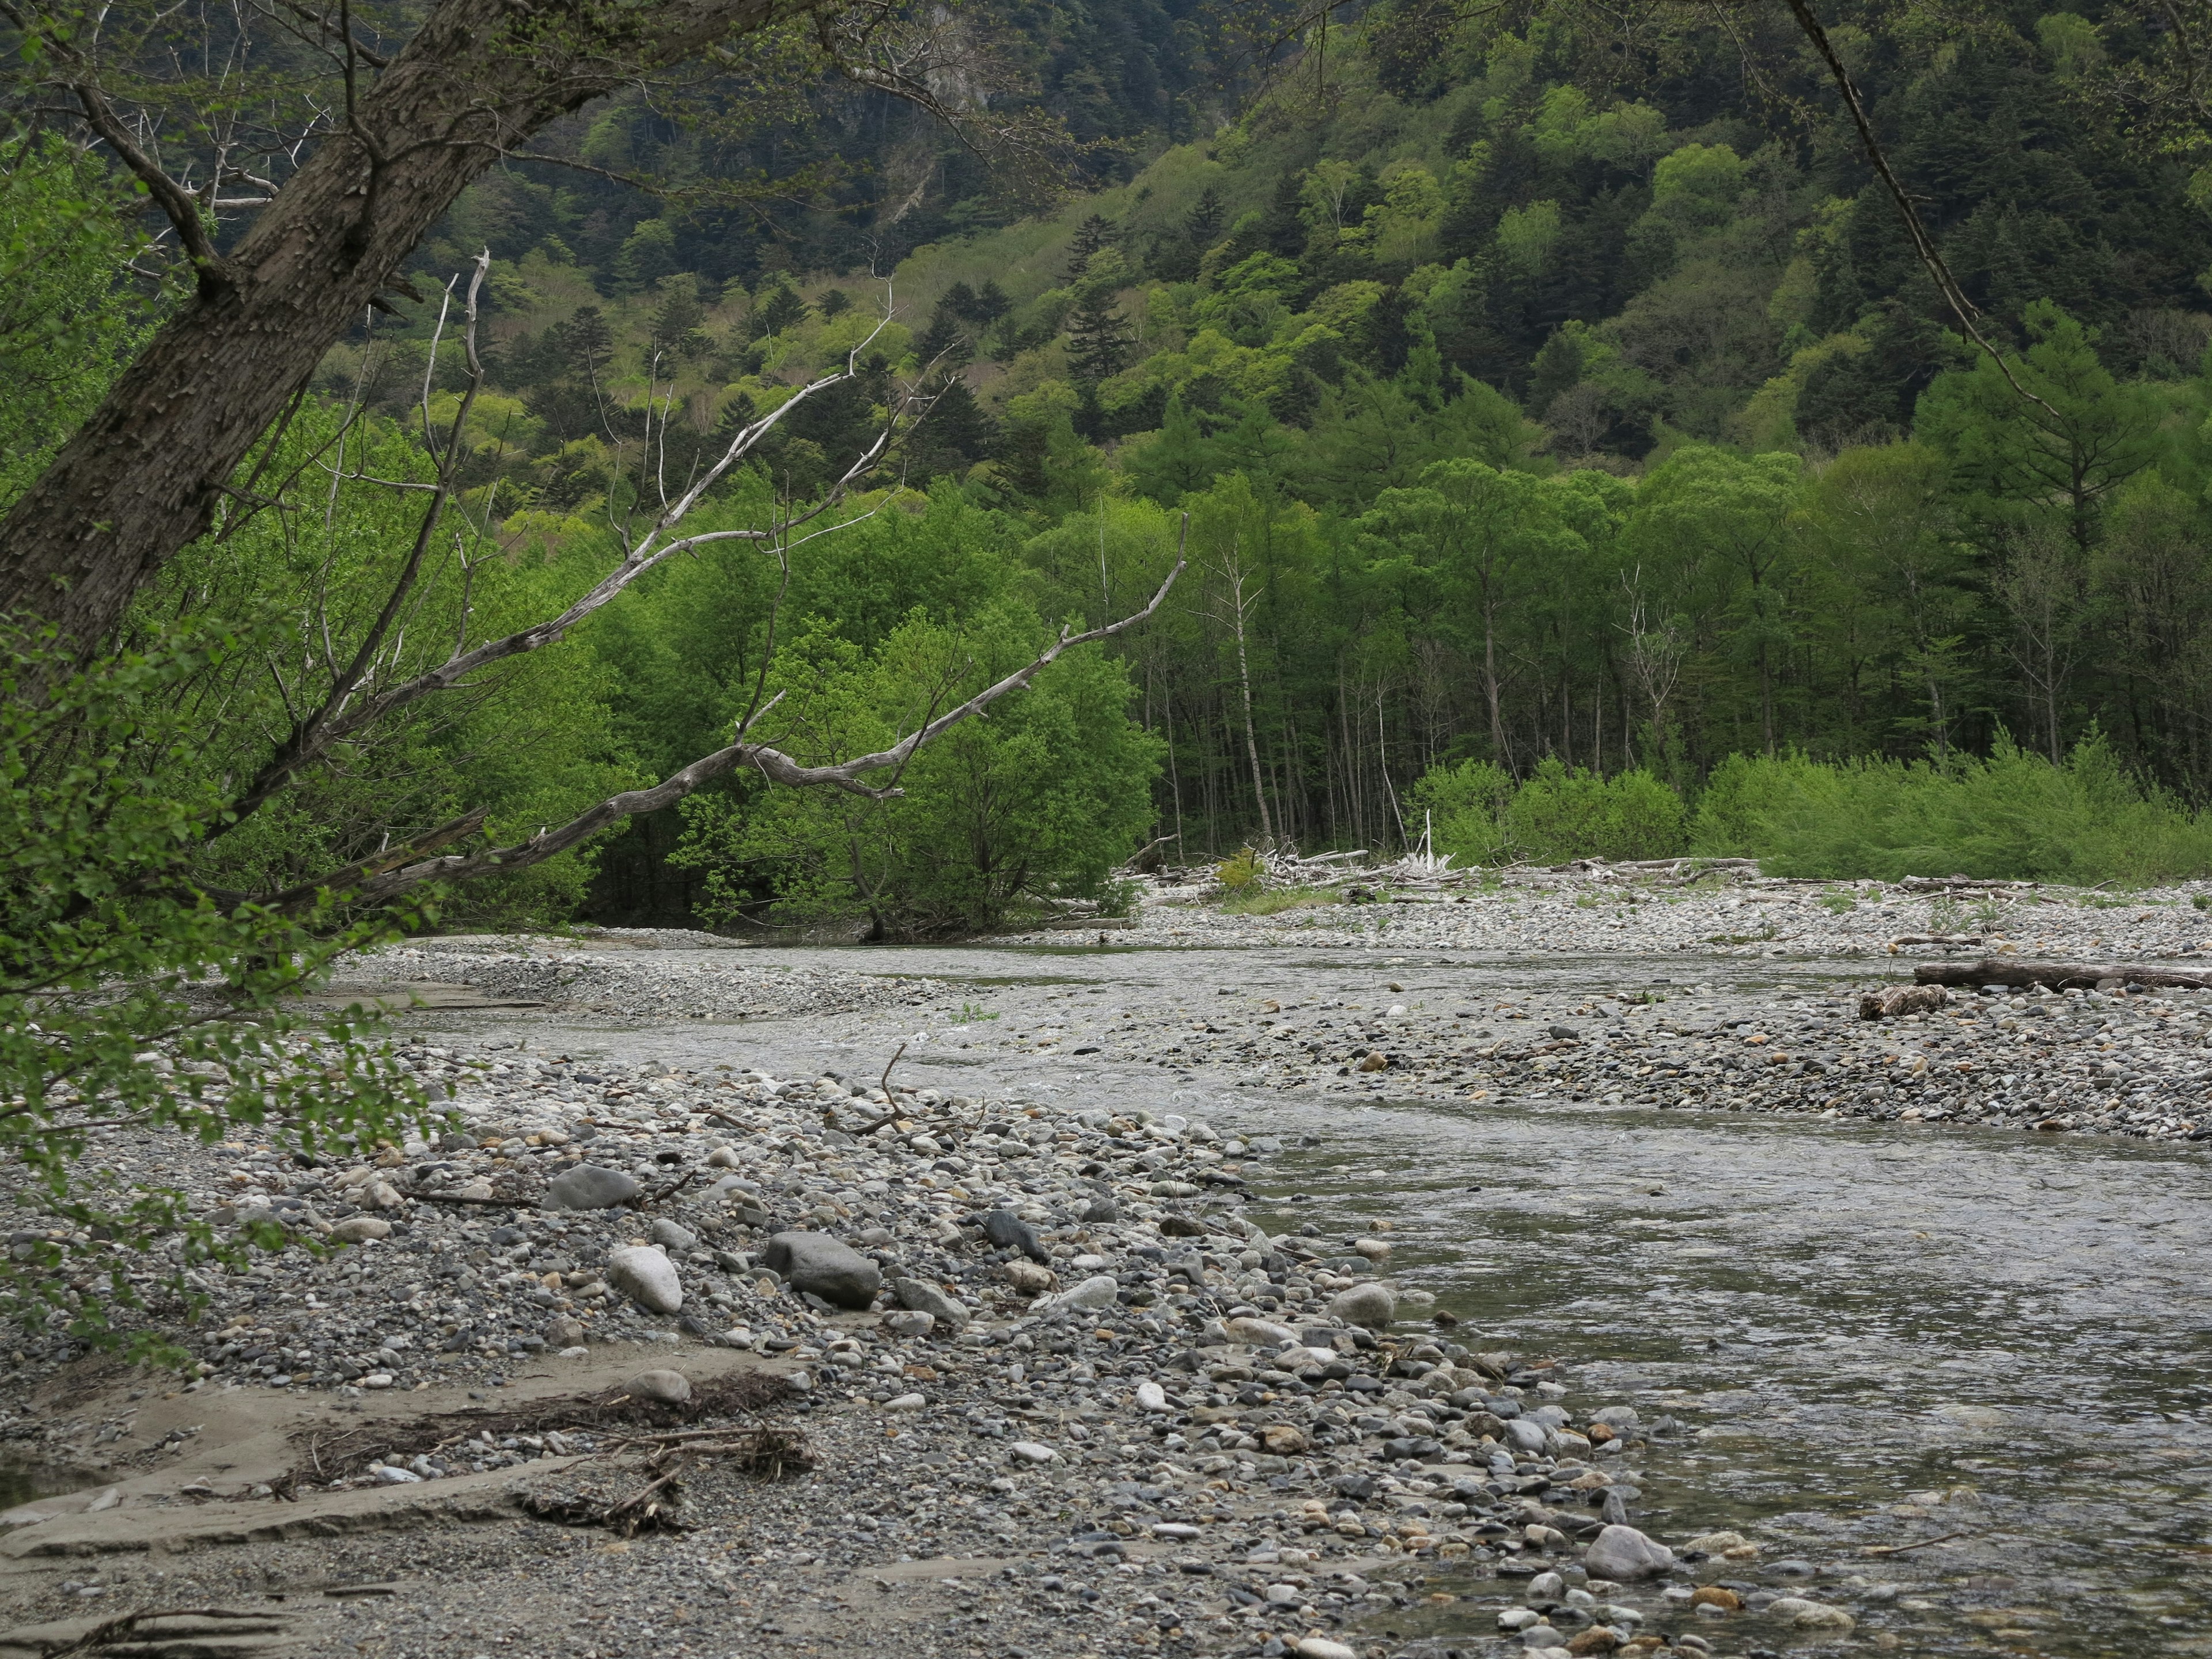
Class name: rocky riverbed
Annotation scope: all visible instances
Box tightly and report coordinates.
[5,876,2211,1658]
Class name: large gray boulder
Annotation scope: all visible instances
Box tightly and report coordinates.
[545,1164,639,1210]
[1584,1523,1675,1581]
[762,1231,881,1310]
[892,1277,972,1330]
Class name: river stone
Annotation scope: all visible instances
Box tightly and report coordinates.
[1330,1283,1396,1330]
[881,1309,934,1338]
[1043,1273,1119,1313]
[544,1316,586,1349]
[1769,1597,1853,1631]
[1584,1524,1675,1581]
[1081,1196,1119,1223]
[1135,1380,1169,1412]
[330,1217,390,1244]
[1293,1639,1358,1659]
[546,1164,640,1211]
[1009,1441,1060,1464]
[649,1218,698,1252]
[606,1245,683,1314]
[891,1277,972,1328]
[1225,1316,1300,1347]
[982,1209,1050,1263]
[762,1230,881,1309]
[624,1368,691,1404]
[1002,1260,1056,1296]
[1505,1418,1550,1453]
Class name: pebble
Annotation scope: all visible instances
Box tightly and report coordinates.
[1041,1273,1118,1313]
[1329,1283,1396,1330]
[329,1217,390,1243]
[1134,1380,1169,1412]
[1008,1441,1059,1464]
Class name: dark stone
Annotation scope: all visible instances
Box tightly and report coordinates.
[982,1210,1050,1263]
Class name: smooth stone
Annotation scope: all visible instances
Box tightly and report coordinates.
[1330,1283,1397,1331]
[1081,1197,1119,1223]
[624,1368,691,1404]
[1768,1597,1854,1631]
[544,1317,586,1348]
[362,1373,394,1389]
[331,1217,390,1244]
[891,1277,972,1328]
[1002,1260,1057,1296]
[1528,1572,1565,1600]
[1135,1380,1170,1412]
[606,1245,684,1314]
[1042,1273,1119,1313]
[1499,1608,1541,1631]
[1293,1640,1358,1659]
[761,1231,881,1309]
[982,1209,1051,1263]
[546,1164,641,1211]
[1009,1441,1060,1464]
[881,1309,935,1338]
[1353,1237,1392,1260]
[649,1218,699,1252]
[1224,1316,1299,1347]
[1584,1524,1675,1581]
[885,1393,928,1411]
[373,1464,421,1483]
[1505,1418,1550,1453]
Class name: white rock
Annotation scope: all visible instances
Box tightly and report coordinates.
[605,1245,683,1314]
[1009,1441,1060,1464]
[885,1393,928,1412]
[1584,1523,1675,1580]
[1135,1380,1169,1412]
[1293,1639,1358,1659]
[372,1464,421,1483]
[1224,1316,1298,1347]
[362,1373,394,1389]
[1040,1273,1119,1314]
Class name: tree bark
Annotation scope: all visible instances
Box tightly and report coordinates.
[0,0,799,649]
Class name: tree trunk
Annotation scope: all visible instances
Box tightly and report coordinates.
[1232,592,1272,844]
[1918,957,2212,992]
[0,0,786,647]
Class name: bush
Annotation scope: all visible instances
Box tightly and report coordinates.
[1688,734,2212,884]
[1412,757,1686,865]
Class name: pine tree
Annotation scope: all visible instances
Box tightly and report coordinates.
[1066,286,1133,383]
[1065,213,1115,281]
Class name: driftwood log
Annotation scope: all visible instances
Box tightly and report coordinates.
[1914,957,2212,992]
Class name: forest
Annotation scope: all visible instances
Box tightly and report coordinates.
[14,0,2212,941]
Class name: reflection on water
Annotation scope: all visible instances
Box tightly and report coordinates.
[0,1458,100,1512]
[1252,1096,2212,1657]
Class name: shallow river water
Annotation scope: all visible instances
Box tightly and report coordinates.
[408,940,2212,1657]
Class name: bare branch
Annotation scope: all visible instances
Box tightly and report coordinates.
[71,80,233,285]
[1781,0,2061,419]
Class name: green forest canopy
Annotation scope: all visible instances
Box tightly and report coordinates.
[16,1,2212,925]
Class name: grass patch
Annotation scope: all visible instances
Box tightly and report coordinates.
[1221,886,1342,916]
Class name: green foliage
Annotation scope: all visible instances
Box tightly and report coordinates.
[1415,757,1685,864]
[672,603,1161,937]
[0,625,431,1355]
[1690,738,2212,885]
[1215,847,1266,892]
[0,136,177,506]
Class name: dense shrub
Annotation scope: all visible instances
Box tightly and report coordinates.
[1690,736,2212,884]
[1413,758,1686,865]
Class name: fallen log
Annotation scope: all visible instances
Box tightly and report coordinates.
[1914,957,2212,992]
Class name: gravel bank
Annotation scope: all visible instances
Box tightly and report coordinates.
[2,1045,1880,1659]
[350,937,934,1022]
